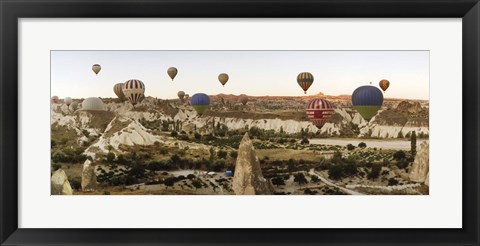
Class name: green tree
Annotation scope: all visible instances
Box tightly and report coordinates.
[294,173,308,185]
[106,152,116,163]
[217,150,228,159]
[209,147,215,167]
[367,164,381,180]
[411,131,417,157]
[230,151,238,158]
[170,130,178,137]
[358,142,367,148]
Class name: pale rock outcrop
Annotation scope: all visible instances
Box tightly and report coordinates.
[424,172,429,186]
[81,160,97,191]
[409,141,429,182]
[232,133,274,195]
[51,169,73,195]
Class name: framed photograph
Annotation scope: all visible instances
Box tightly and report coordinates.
[1,0,479,245]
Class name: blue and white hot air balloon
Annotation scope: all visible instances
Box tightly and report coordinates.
[351,85,384,121]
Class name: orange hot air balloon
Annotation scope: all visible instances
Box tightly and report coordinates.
[379,79,390,92]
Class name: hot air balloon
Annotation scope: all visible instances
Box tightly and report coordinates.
[64,97,72,106]
[51,96,59,104]
[69,101,78,112]
[177,91,185,101]
[122,79,146,106]
[81,97,106,111]
[306,99,334,129]
[113,83,126,101]
[352,85,384,121]
[239,94,248,106]
[167,67,178,81]
[379,79,390,92]
[297,72,314,94]
[92,64,101,75]
[191,93,210,115]
[218,73,229,86]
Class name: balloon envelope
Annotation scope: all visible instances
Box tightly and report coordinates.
[379,79,390,92]
[239,94,248,106]
[122,79,145,106]
[218,73,229,86]
[167,67,178,81]
[113,83,126,101]
[297,72,314,94]
[92,64,101,75]
[306,99,334,129]
[51,96,59,103]
[64,97,72,106]
[352,85,384,121]
[191,93,210,115]
[177,91,185,100]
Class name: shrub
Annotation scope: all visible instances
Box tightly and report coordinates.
[311,175,320,183]
[230,151,238,158]
[396,160,409,169]
[328,165,344,180]
[106,152,116,163]
[70,176,81,190]
[194,132,202,139]
[304,188,317,195]
[294,173,308,185]
[187,174,196,180]
[393,150,406,160]
[300,138,310,145]
[51,163,62,171]
[271,177,285,187]
[164,177,176,188]
[358,142,367,148]
[170,131,178,137]
[159,147,169,155]
[217,150,228,159]
[177,135,189,141]
[346,144,355,151]
[388,178,399,186]
[367,164,381,180]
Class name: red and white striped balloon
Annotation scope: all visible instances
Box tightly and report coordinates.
[306,99,334,129]
[122,79,145,106]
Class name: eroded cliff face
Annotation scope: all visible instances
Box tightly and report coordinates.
[409,141,429,183]
[232,133,274,195]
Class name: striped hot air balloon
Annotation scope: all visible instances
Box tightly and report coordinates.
[113,83,126,101]
[297,72,314,94]
[191,93,210,115]
[167,67,178,81]
[218,73,229,86]
[379,79,390,92]
[352,85,384,121]
[122,79,145,106]
[306,99,334,129]
[92,64,101,75]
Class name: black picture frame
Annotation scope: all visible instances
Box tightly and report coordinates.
[1,0,479,245]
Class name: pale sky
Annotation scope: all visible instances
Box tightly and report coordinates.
[51,50,429,100]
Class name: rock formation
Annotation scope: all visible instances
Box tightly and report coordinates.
[424,172,429,186]
[51,169,73,195]
[409,141,429,183]
[232,133,274,195]
[81,159,97,191]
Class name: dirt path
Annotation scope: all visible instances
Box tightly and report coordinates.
[309,169,364,195]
